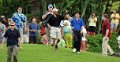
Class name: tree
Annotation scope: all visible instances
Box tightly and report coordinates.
[0,0,119,32]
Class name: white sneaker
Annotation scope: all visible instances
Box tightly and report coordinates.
[119,46,120,48]
[77,52,80,54]
[73,48,76,53]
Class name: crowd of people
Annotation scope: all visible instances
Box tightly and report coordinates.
[0,4,120,62]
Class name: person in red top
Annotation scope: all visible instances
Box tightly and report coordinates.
[102,15,111,38]
[102,14,114,56]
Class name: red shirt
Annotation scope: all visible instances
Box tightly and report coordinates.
[102,19,111,38]
[40,26,46,35]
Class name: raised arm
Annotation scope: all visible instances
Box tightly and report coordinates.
[42,14,48,19]
[42,12,52,19]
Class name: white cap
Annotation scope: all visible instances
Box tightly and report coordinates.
[64,20,70,26]
[53,8,59,12]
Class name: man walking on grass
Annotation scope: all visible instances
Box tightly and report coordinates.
[71,12,84,54]
[4,21,20,62]
[102,14,114,56]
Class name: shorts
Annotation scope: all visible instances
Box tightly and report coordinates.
[88,26,96,32]
[29,36,37,44]
[111,23,118,29]
[50,26,61,39]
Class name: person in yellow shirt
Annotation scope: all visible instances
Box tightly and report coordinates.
[110,10,120,32]
[88,13,97,36]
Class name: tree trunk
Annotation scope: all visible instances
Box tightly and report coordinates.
[81,0,90,18]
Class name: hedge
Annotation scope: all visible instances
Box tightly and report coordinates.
[37,32,120,53]
[87,33,120,53]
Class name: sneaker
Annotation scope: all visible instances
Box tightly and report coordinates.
[55,45,58,49]
[111,53,115,56]
[73,48,76,53]
[51,44,53,46]
[77,52,80,54]
[119,46,120,49]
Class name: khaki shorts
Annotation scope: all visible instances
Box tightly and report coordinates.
[50,27,61,39]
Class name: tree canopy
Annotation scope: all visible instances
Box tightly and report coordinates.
[0,0,120,33]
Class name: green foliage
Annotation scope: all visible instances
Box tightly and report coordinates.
[0,0,120,32]
[87,33,120,53]
[109,33,120,52]
[87,34,102,53]
[37,33,42,44]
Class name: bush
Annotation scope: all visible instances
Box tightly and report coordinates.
[109,33,120,52]
[37,33,42,44]
[87,34,102,53]
[87,33,120,53]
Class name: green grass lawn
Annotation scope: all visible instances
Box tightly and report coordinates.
[0,44,120,62]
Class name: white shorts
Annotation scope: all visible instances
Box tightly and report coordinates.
[111,23,118,29]
[50,27,61,39]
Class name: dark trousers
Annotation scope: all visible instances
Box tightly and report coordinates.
[29,36,37,44]
[73,30,82,52]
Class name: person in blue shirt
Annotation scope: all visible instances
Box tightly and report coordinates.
[29,17,40,44]
[12,7,27,44]
[71,12,84,54]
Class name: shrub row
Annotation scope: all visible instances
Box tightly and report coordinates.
[87,33,120,53]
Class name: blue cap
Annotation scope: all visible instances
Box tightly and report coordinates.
[48,4,53,8]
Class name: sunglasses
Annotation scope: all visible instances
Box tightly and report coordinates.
[49,7,53,8]
[10,25,15,26]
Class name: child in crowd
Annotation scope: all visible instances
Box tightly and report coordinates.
[40,25,47,45]
[41,34,48,45]
[81,27,87,51]
[39,19,48,45]
[63,20,72,48]
[0,20,6,48]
